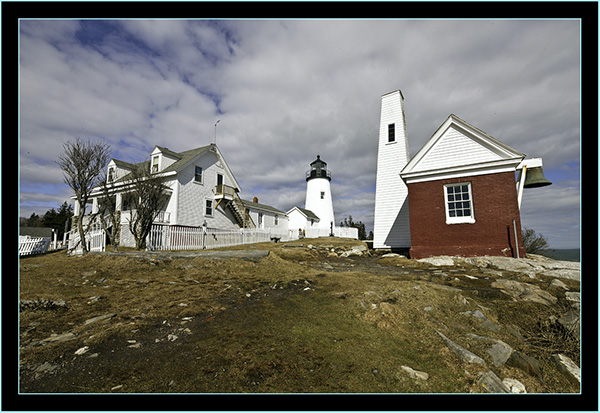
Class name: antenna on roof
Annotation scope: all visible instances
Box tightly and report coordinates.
[214,120,220,145]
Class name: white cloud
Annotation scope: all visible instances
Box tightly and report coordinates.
[19,19,581,248]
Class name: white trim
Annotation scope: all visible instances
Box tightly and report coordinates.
[400,114,526,184]
[204,198,214,217]
[402,158,521,184]
[194,165,204,184]
[516,157,543,170]
[444,182,475,225]
[286,206,320,222]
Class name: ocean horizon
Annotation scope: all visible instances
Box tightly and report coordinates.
[539,249,580,262]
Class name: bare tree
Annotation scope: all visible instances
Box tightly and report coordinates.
[123,162,169,250]
[95,172,120,251]
[57,138,111,254]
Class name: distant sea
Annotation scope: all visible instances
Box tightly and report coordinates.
[539,249,580,262]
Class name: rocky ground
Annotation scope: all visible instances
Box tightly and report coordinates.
[18,238,581,396]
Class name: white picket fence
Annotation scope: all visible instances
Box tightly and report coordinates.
[67,229,106,255]
[19,236,51,256]
[64,224,359,254]
[304,226,359,239]
[147,224,292,251]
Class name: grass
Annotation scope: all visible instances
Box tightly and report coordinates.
[18,239,580,394]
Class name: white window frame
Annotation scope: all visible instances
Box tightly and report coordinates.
[444,182,475,224]
[151,155,159,173]
[205,198,214,217]
[194,166,203,184]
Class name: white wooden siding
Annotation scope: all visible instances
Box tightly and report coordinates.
[373,90,411,249]
[175,152,238,230]
[415,125,501,172]
[246,208,289,231]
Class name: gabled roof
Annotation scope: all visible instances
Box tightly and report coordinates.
[20,227,53,238]
[286,206,320,221]
[106,144,241,191]
[110,159,136,170]
[160,145,211,174]
[401,114,525,183]
[153,145,182,160]
[241,199,286,215]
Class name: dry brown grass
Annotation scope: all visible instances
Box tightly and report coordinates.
[19,239,579,394]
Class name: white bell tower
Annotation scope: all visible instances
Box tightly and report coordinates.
[305,155,335,233]
[373,90,411,250]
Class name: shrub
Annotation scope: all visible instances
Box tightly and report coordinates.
[522,227,550,254]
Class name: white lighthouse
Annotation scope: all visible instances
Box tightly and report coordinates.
[305,155,335,234]
[373,90,411,250]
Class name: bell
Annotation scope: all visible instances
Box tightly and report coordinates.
[523,167,552,188]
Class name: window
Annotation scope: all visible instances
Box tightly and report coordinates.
[275,215,279,226]
[151,156,159,173]
[320,191,325,200]
[107,167,114,183]
[444,183,475,224]
[195,166,203,183]
[388,123,395,142]
[258,212,263,228]
[205,199,213,217]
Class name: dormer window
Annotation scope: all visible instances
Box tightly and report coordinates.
[151,156,159,173]
[107,167,114,183]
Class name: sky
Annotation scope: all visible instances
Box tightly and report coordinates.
[19,19,581,249]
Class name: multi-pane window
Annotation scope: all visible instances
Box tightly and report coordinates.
[444,183,475,224]
[195,166,203,183]
[205,199,213,217]
[151,156,159,173]
[388,123,395,142]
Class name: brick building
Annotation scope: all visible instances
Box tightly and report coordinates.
[399,114,527,258]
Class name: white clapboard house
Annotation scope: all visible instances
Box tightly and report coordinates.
[71,144,356,252]
[74,143,289,250]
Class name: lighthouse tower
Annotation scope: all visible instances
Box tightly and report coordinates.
[373,90,411,250]
[305,155,335,233]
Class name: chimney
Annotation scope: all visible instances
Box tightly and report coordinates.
[253,197,259,203]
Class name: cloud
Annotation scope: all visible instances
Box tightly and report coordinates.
[519,181,580,249]
[19,19,580,248]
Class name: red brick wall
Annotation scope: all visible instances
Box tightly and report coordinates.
[407,171,526,259]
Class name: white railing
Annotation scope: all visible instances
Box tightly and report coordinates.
[19,236,51,256]
[120,210,170,224]
[147,225,291,251]
[67,229,106,255]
